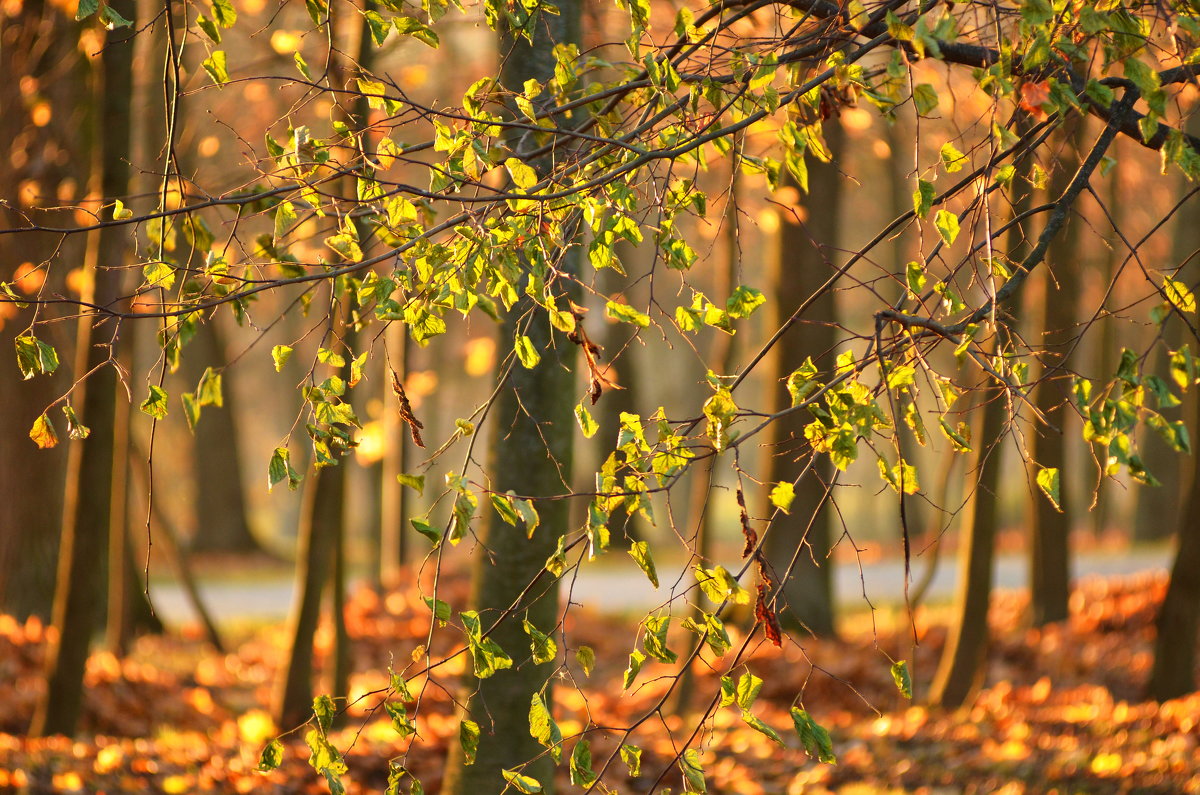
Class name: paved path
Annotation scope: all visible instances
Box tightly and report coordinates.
[148,546,1171,626]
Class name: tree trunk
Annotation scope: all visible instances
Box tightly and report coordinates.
[1147,369,1200,700]
[928,383,1005,709]
[32,0,136,736]
[275,463,345,728]
[442,7,580,792]
[1027,119,1082,626]
[0,0,87,621]
[186,322,262,554]
[761,123,844,638]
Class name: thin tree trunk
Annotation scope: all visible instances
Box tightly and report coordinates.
[443,7,580,792]
[31,0,135,736]
[762,123,844,638]
[928,382,1006,709]
[1027,119,1082,626]
[380,322,410,588]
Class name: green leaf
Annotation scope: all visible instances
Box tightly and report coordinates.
[274,201,298,245]
[459,719,480,766]
[112,199,133,220]
[312,694,336,733]
[393,15,440,47]
[627,540,659,588]
[575,646,595,677]
[1036,466,1061,512]
[575,403,598,438]
[210,0,236,27]
[1164,276,1196,314]
[605,300,650,327]
[681,748,707,793]
[61,404,90,440]
[735,673,763,710]
[641,614,676,663]
[294,52,313,81]
[725,285,765,319]
[769,482,795,513]
[791,707,837,764]
[181,392,200,432]
[202,50,229,86]
[742,711,785,745]
[523,619,557,665]
[620,744,642,777]
[515,334,540,369]
[490,493,520,526]
[14,335,59,380]
[397,473,425,495]
[528,693,562,762]
[423,596,451,623]
[269,447,301,491]
[913,83,939,116]
[196,14,221,43]
[934,209,960,246]
[570,740,596,787]
[412,518,440,547]
[891,659,912,698]
[623,649,645,690]
[505,157,538,190]
[30,413,58,449]
[197,367,223,407]
[142,260,175,290]
[939,141,966,173]
[695,564,750,605]
[100,4,132,28]
[500,770,541,794]
[140,385,169,419]
[75,0,99,20]
[272,345,293,371]
[913,180,934,218]
[906,260,927,296]
[257,738,283,771]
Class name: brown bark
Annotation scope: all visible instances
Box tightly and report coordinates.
[32,0,137,736]
[761,123,844,638]
[928,383,1006,709]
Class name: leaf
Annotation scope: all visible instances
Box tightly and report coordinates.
[575,403,598,438]
[14,335,59,380]
[100,4,131,28]
[458,719,480,766]
[210,0,236,27]
[575,646,595,677]
[620,744,642,777]
[623,649,645,690]
[500,771,541,794]
[61,404,90,440]
[1163,276,1196,314]
[515,334,540,369]
[769,482,795,513]
[30,413,58,449]
[140,385,169,419]
[742,711,785,745]
[906,260,927,295]
[397,473,425,495]
[570,740,596,787]
[939,141,966,173]
[142,260,175,290]
[891,659,913,698]
[274,201,298,245]
[627,540,659,588]
[725,285,765,318]
[196,366,223,407]
[197,14,221,43]
[527,693,562,762]
[913,83,939,116]
[791,707,837,764]
[393,16,439,47]
[522,619,557,665]
[181,393,200,432]
[735,673,763,710]
[272,345,293,371]
[1036,466,1062,512]
[605,300,650,327]
[934,209,960,246]
[412,518,440,547]
[505,157,538,190]
[294,52,312,81]
[202,51,229,86]
[112,199,133,220]
[268,447,301,491]
[75,0,99,20]
[913,179,935,218]
[257,738,283,771]
[490,493,520,526]
[681,748,707,793]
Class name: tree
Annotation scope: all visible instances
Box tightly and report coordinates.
[9,0,1200,786]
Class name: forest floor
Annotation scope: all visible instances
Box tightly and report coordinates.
[0,570,1197,794]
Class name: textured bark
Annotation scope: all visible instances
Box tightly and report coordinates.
[761,124,844,638]
[32,0,136,736]
[442,7,580,792]
[1027,121,1081,626]
[928,385,1006,709]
